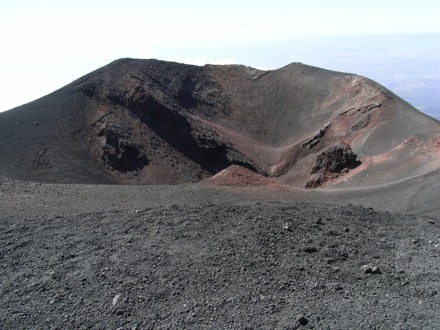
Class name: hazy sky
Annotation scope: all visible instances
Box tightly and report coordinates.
[1,0,440,112]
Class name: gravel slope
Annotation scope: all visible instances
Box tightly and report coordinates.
[1,179,440,329]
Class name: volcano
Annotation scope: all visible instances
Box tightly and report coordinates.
[1,58,439,188]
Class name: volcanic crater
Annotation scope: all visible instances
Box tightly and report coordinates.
[1,58,439,189]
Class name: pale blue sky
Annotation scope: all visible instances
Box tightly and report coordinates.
[1,0,440,112]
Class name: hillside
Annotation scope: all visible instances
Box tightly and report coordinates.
[0,58,439,188]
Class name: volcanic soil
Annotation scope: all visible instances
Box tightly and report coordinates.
[1,59,440,329]
[2,177,440,329]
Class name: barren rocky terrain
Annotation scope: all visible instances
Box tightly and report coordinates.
[1,177,440,329]
[1,59,440,329]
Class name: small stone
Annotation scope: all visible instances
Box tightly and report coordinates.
[283,223,292,231]
[112,294,121,306]
[304,247,318,253]
[49,295,59,304]
[334,283,344,291]
[297,315,309,326]
[361,264,381,274]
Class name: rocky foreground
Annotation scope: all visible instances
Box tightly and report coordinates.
[1,179,440,329]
